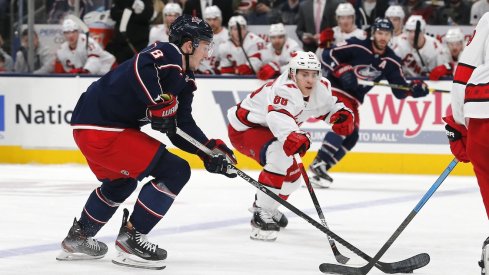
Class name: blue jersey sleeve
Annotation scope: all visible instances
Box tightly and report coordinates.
[383,50,410,99]
[321,39,356,74]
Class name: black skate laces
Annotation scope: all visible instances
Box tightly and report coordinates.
[135,232,158,253]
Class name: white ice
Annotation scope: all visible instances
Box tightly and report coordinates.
[0,164,486,275]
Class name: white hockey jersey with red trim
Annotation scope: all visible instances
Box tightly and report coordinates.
[394,34,450,77]
[218,32,266,73]
[56,35,115,74]
[227,72,345,142]
[148,24,169,45]
[260,37,301,73]
[332,26,367,44]
[451,12,489,125]
[197,27,229,73]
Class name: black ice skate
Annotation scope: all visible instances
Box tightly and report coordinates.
[308,158,334,188]
[112,209,167,270]
[250,207,280,241]
[479,237,489,274]
[56,218,108,261]
[249,201,288,228]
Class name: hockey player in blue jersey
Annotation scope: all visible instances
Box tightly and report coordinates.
[308,17,430,188]
[56,15,237,270]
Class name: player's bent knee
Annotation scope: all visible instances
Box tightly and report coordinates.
[150,152,191,195]
[100,178,137,203]
[343,127,359,151]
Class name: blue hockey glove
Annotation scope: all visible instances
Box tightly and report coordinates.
[408,80,429,98]
[198,139,237,178]
[332,64,358,92]
[147,94,178,135]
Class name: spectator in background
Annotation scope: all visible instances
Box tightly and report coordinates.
[278,0,302,25]
[385,5,405,51]
[218,15,265,75]
[470,0,489,25]
[429,27,465,80]
[246,0,282,25]
[296,0,342,52]
[350,0,389,30]
[14,29,54,74]
[0,34,13,72]
[106,0,153,64]
[148,3,182,44]
[183,0,236,26]
[257,23,301,80]
[394,15,450,77]
[149,0,165,24]
[432,0,470,25]
[197,5,228,74]
[56,19,115,75]
[404,0,436,23]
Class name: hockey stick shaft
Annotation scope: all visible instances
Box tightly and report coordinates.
[175,127,425,273]
[120,8,138,54]
[236,23,256,75]
[294,154,349,264]
[414,20,426,68]
[357,79,450,93]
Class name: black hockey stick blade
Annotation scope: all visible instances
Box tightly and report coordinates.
[319,253,430,274]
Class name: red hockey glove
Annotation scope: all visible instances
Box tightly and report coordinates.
[408,80,429,98]
[147,94,178,135]
[283,131,311,157]
[68,68,89,74]
[198,139,237,178]
[318,28,334,48]
[429,63,453,80]
[236,64,253,75]
[257,62,280,80]
[330,108,355,136]
[332,64,358,92]
[442,115,469,163]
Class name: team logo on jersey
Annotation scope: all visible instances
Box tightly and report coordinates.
[0,95,4,131]
[354,65,382,81]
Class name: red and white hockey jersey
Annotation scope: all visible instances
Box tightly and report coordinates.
[197,27,229,73]
[148,24,169,45]
[452,12,489,125]
[56,35,115,74]
[394,34,450,77]
[332,26,367,44]
[218,32,266,74]
[227,72,345,142]
[260,37,301,73]
[389,33,404,52]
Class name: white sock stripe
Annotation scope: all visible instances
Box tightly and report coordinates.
[136,198,164,218]
[151,181,176,199]
[95,188,119,208]
[83,207,107,224]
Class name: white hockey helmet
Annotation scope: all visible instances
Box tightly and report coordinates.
[289,51,321,78]
[163,3,182,16]
[385,5,405,19]
[204,5,222,19]
[335,3,355,17]
[62,18,79,32]
[444,28,465,43]
[228,15,247,28]
[269,23,286,37]
[404,15,426,32]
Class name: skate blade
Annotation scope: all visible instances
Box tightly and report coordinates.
[250,227,278,242]
[112,251,166,270]
[309,176,332,189]
[56,250,104,261]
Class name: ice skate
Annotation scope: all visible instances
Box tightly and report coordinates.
[250,207,280,241]
[308,158,333,188]
[56,218,108,261]
[112,209,167,270]
[479,237,489,274]
[249,202,288,228]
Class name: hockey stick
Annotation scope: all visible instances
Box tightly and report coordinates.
[357,79,450,93]
[119,8,138,54]
[64,14,90,50]
[319,158,458,275]
[236,22,256,75]
[294,154,350,264]
[175,127,430,274]
[413,21,426,70]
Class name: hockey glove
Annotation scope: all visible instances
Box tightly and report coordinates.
[147,94,178,135]
[236,64,253,75]
[429,63,453,81]
[443,115,470,163]
[257,62,280,80]
[283,131,311,157]
[198,139,238,178]
[408,80,429,98]
[330,108,355,136]
[332,64,358,92]
[318,28,334,48]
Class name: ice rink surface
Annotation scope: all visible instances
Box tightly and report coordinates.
[0,164,486,275]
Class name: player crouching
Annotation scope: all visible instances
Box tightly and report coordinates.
[227,51,355,241]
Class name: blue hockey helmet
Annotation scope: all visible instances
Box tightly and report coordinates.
[371,17,394,33]
[169,14,213,52]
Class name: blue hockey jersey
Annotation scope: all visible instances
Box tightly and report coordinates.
[321,37,409,103]
[71,42,208,153]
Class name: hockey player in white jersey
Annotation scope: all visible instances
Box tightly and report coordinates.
[429,28,465,80]
[196,5,228,74]
[385,5,405,50]
[227,52,354,241]
[317,3,366,57]
[148,3,182,45]
[257,23,301,80]
[56,19,115,74]
[218,15,265,75]
[441,12,489,274]
[394,15,450,77]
